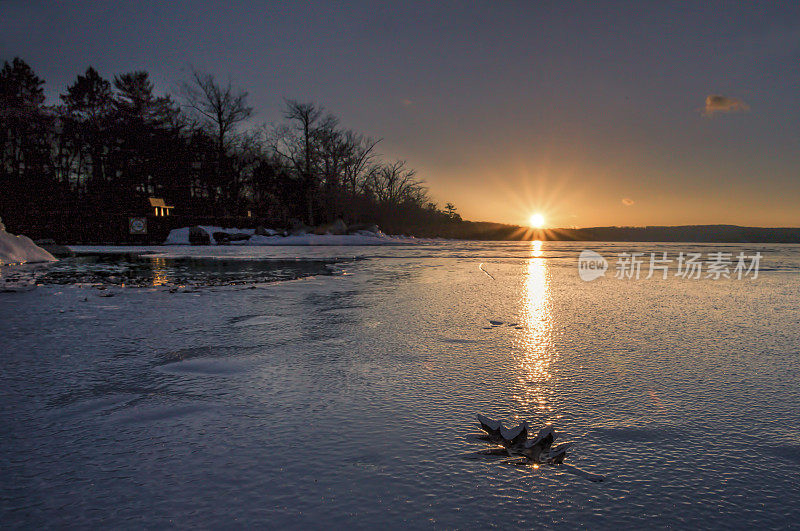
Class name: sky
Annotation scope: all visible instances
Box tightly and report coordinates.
[2,1,799,227]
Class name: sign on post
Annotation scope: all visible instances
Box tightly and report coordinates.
[129,217,147,235]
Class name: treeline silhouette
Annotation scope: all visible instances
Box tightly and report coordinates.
[0,57,462,242]
[6,58,796,245]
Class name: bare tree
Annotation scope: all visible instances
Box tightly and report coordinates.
[180,70,253,208]
[180,70,253,151]
[272,100,333,224]
[283,101,323,184]
[340,130,381,199]
[368,160,427,207]
[271,100,387,224]
[315,126,382,221]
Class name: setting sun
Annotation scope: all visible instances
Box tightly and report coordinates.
[529,213,546,228]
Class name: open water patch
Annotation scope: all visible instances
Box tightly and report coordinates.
[34,252,344,288]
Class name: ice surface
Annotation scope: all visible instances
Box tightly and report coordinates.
[2,241,800,527]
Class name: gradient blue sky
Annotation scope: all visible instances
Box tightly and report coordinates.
[2,1,798,226]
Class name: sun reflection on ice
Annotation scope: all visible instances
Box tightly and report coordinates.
[151,257,170,286]
[513,240,554,413]
[531,239,543,257]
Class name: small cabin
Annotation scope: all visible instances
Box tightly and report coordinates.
[149,197,174,217]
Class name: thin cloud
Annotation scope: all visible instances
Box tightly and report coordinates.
[622,198,634,206]
[702,94,749,117]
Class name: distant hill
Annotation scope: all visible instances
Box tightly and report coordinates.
[553,225,800,243]
[430,223,800,243]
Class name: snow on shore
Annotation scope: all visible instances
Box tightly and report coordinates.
[0,220,57,266]
[165,226,419,246]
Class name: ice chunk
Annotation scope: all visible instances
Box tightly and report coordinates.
[0,223,57,266]
[500,421,528,446]
[546,443,572,465]
[523,426,557,461]
[477,414,502,434]
[526,426,556,448]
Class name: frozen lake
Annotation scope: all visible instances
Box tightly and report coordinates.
[2,241,800,528]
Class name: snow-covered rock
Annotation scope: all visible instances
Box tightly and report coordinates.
[164,226,418,246]
[346,223,380,234]
[254,226,279,236]
[165,226,222,245]
[0,220,58,266]
[313,219,347,235]
[188,226,211,245]
[34,239,73,257]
